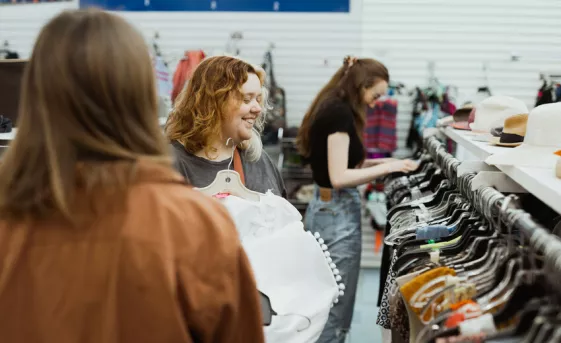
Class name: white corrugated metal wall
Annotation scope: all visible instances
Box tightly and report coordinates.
[362,0,561,153]
[0,0,362,127]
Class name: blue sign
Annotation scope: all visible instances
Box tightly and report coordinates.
[80,0,350,12]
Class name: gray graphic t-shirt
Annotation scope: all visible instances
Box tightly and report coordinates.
[171,140,286,198]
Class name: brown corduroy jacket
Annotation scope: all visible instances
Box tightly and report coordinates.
[0,161,265,343]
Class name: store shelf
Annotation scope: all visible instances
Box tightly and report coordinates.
[443,127,561,215]
[444,127,505,160]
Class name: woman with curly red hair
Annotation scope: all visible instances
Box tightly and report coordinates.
[166,56,286,197]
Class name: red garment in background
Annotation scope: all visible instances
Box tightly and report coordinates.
[171,50,206,103]
[364,98,398,154]
[441,93,457,115]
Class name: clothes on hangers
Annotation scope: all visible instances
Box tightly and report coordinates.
[535,80,555,106]
[406,86,457,151]
[261,50,286,145]
[153,54,172,98]
[377,137,561,343]
[364,97,398,155]
[406,88,428,150]
[171,50,206,103]
[0,50,19,60]
[441,93,457,116]
[217,191,342,343]
[152,55,173,119]
[414,88,457,136]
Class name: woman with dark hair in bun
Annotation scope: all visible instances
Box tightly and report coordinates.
[296,56,417,342]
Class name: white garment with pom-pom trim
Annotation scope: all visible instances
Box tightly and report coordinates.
[219,191,341,343]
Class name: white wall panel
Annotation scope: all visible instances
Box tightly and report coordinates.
[362,0,561,152]
[0,1,362,126]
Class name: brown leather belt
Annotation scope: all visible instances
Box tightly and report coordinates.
[318,187,333,202]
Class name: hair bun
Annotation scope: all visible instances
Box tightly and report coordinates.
[343,56,358,68]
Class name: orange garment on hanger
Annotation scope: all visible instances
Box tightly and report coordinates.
[171,50,206,103]
[400,266,457,322]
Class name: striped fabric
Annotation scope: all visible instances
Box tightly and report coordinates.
[364,98,398,153]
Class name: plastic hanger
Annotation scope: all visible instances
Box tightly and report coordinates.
[196,138,261,201]
[393,222,494,277]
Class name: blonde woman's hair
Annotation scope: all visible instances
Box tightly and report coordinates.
[0,9,169,222]
[166,55,271,162]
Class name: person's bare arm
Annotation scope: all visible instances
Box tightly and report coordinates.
[361,158,398,168]
[328,133,417,189]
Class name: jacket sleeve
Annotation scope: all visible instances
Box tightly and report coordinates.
[176,199,265,343]
[219,246,266,343]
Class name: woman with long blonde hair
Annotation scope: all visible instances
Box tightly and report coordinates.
[0,9,264,343]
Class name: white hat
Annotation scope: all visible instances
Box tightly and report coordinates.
[485,102,561,168]
[470,95,528,134]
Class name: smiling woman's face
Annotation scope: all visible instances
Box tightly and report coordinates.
[222,72,263,143]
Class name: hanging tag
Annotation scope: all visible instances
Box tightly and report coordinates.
[429,250,440,263]
[459,313,497,336]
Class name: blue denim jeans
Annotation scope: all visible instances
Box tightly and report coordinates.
[304,185,362,343]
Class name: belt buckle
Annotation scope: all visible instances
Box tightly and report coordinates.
[319,188,332,202]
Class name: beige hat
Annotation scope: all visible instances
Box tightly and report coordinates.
[489,113,529,147]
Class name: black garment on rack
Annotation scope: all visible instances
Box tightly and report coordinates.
[261,50,286,145]
[406,88,427,150]
[536,81,554,107]
[0,116,12,133]
[377,137,561,343]
[3,51,19,60]
[377,222,392,307]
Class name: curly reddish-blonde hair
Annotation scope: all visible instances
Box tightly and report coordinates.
[165,56,268,161]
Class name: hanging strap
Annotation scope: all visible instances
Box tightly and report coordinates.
[233,149,245,185]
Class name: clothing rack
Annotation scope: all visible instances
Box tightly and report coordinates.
[424,135,561,277]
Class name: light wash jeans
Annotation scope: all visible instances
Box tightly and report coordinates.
[304,185,362,343]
